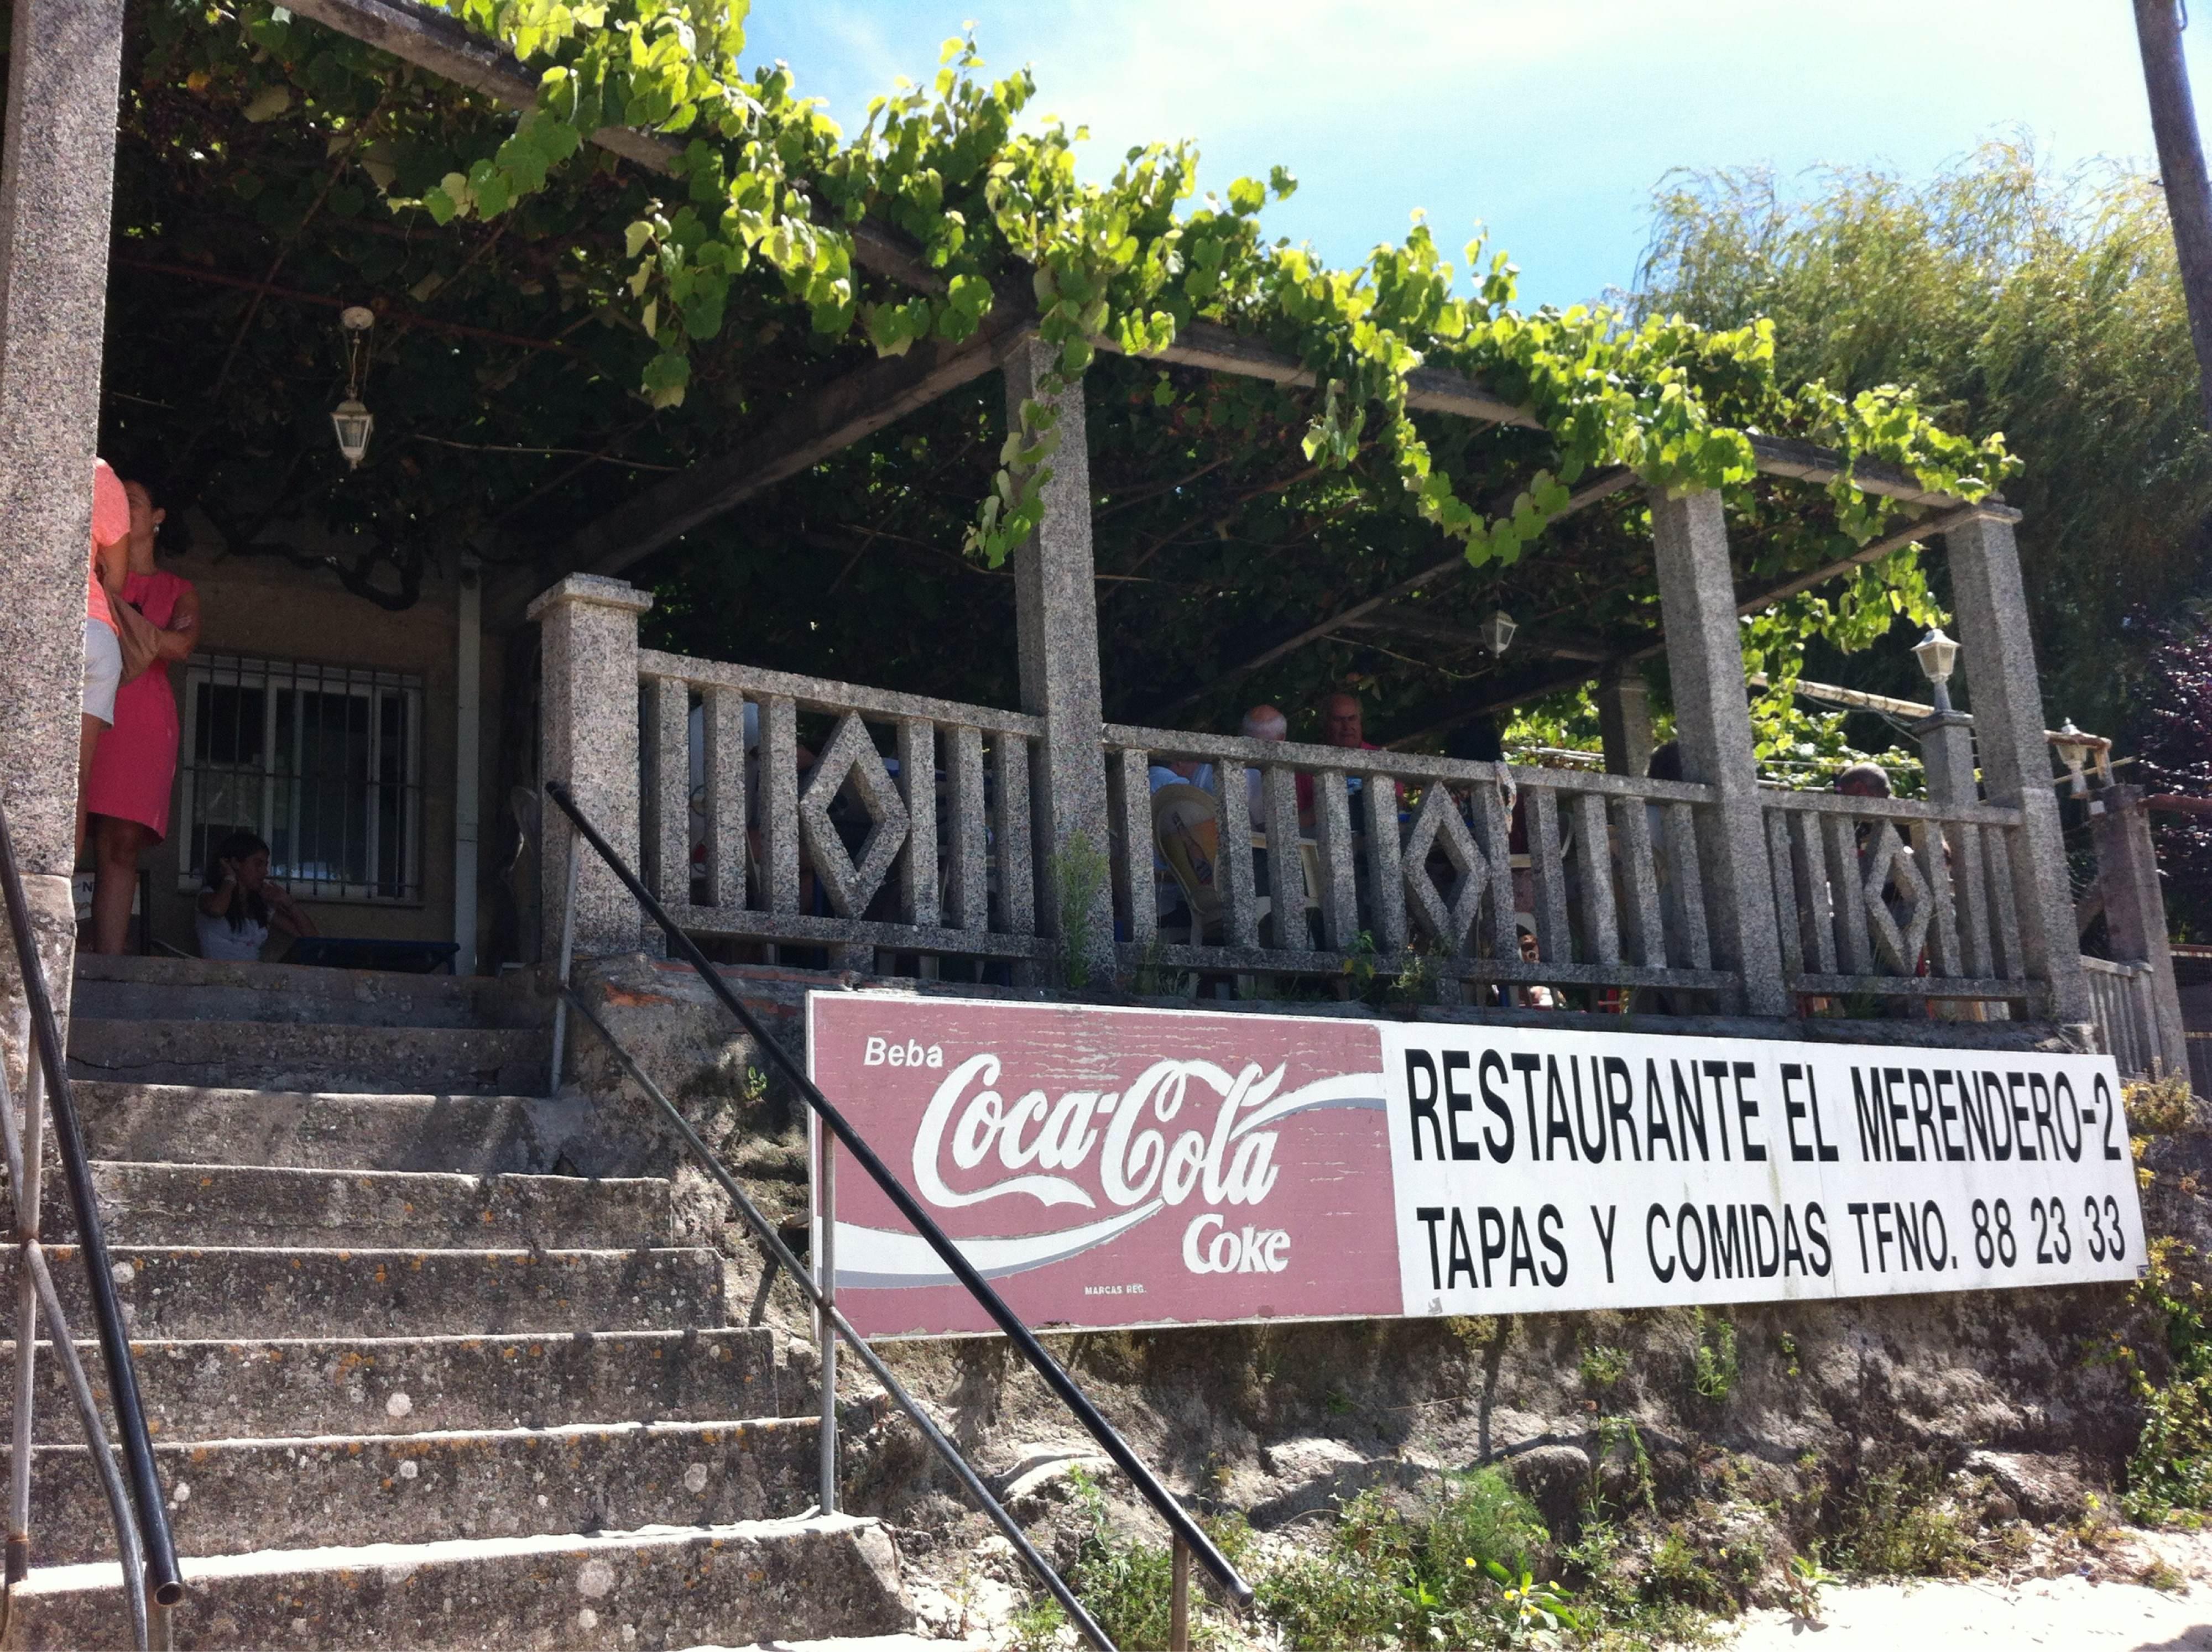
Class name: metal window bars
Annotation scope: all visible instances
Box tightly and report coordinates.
[544,778,1253,1652]
[176,654,423,905]
[0,791,181,1649]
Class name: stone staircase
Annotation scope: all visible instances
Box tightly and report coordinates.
[0,954,923,1651]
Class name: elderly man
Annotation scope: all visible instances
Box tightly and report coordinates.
[1241,704,1287,826]
[1314,691,1396,818]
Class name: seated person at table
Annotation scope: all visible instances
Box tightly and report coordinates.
[1293,691,1398,826]
[196,830,316,961]
[1240,703,1287,827]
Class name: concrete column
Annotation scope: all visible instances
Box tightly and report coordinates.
[1944,510,2091,1022]
[1648,488,1788,1015]
[1595,662,1653,777]
[0,0,129,1081]
[2091,785,2190,1076]
[529,574,651,963]
[1005,335,1115,983]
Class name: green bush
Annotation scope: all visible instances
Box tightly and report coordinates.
[1254,1470,1554,1649]
[1833,1463,1979,1576]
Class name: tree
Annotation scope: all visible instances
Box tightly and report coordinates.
[2132,0,2212,430]
[2133,607,2212,939]
[1634,145,2212,739]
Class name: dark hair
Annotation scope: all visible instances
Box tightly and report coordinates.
[1646,740,1684,782]
[1835,762,1893,798]
[119,459,190,556]
[1446,717,1505,764]
[203,829,272,932]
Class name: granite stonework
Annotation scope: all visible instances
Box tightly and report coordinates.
[1004,336,1116,982]
[530,574,654,961]
[1946,510,2091,1022]
[1647,488,1787,1013]
[1912,708,1978,809]
[2093,785,2192,1075]
[1594,662,1653,778]
[0,0,125,881]
[0,0,126,1083]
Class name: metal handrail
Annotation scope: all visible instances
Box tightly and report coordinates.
[543,780,1254,1623]
[0,792,181,1640]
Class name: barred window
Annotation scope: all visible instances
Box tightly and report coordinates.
[176,654,424,903]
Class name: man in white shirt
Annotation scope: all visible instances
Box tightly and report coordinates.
[1240,704,1287,827]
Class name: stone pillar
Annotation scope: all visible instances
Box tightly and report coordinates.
[0,0,129,1084]
[2091,785,2190,1076]
[1648,488,1788,1015]
[1004,335,1115,983]
[529,575,651,964]
[1943,510,2091,1022]
[1912,710,1978,809]
[1595,662,1653,777]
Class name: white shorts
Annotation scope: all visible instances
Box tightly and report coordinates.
[82,618,120,726]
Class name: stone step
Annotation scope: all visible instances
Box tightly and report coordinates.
[17,1416,820,1567]
[24,1327,785,1440]
[693,1640,989,1651]
[2,1514,905,1651]
[70,1081,583,1173]
[46,1162,670,1250]
[15,1245,724,1340]
[69,954,547,1031]
[66,1019,551,1096]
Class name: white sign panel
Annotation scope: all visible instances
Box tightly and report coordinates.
[1380,1023,2145,1314]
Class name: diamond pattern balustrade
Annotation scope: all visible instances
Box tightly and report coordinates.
[1399,782,1495,954]
[798,713,911,918]
[1860,820,1933,975]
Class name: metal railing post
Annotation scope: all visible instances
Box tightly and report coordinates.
[1170,1535,1191,1651]
[546,828,580,1096]
[816,1128,838,1515]
[8,1027,43,1587]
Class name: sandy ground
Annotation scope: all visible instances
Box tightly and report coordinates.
[1729,1531,2212,1651]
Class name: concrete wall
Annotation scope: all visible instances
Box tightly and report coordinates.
[117,525,497,963]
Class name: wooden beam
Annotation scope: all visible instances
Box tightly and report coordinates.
[1338,606,1627,662]
[1147,466,1636,718]
[283,0,942,292]
[484,306,1030,625]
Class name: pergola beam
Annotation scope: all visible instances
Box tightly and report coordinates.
[484,306,1031,626]
[1147,466,1637,718]
[283,0,942,293]
[1337,607,1626,662]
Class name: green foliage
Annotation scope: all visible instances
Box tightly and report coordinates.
[1254,1471,1553,1649]
[2126,1072,2197,1136]
[1785,1550,1836,1620]
[1050,1470,1250,1650]
[1579,1343,1630,1393]
[2124,1238,2212,1524]
[1832,1463,1980,1575]
[1048,831,1109,989]
[1691,1310,1739,1401]
[1636,144,2212,735]
[204,0,2007,585]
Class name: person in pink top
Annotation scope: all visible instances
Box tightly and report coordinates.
[84,469,200,953]
[78,459,132,859]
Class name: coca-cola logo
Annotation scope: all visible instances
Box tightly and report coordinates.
[833,1050,1386,1290]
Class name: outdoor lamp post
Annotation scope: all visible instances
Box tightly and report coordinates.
[1911,625,1959,714]
[331,306,376,468]
[2052,718,2095,798]
[1480,608,1517,657]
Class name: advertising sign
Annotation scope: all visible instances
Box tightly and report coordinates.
[806,994,2145,1341]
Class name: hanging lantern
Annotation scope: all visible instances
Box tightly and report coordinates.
[1911,625,1960,714]
[1479,608,1517,657]
[331,306,376,468]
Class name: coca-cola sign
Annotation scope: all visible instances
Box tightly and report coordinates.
[807,994,2144,1340]
[808,996,1397,1337]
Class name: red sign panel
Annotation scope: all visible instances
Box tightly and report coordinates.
[807,993,1398,1339]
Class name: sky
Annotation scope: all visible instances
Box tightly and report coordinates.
[738,0,2212,311]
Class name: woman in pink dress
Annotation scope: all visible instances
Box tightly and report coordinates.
[84,472,200,954]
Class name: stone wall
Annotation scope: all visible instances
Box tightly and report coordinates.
[556,952,2185,1585]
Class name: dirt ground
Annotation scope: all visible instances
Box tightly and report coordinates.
[1728,1530,2212,1651]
